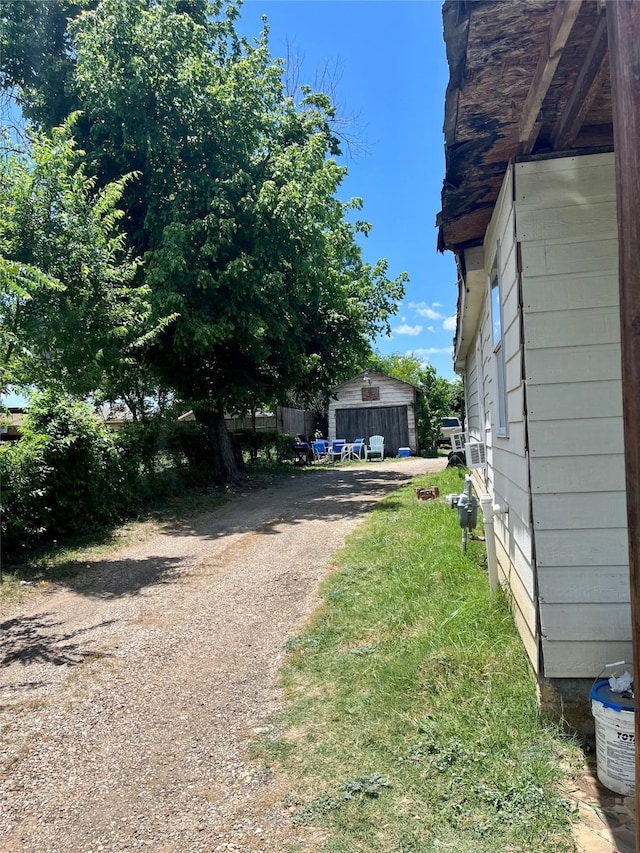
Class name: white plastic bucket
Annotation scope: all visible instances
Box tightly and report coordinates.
[590,679,635,796]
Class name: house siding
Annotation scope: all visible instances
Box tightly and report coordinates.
[516,152,629,678]
[463,165,539,673]
[465,350,482,435]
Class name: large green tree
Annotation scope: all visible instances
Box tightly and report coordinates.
[1,0,406,483]
[0,116,150,398]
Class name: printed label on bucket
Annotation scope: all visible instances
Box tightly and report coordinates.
[592,697,636,796]
[597,730,635,781]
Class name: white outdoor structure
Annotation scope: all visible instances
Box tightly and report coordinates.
[327,371,419,458]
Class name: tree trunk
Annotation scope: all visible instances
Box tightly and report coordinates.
[193,407,245,486]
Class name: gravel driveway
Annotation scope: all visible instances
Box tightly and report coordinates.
[0,458,446,853]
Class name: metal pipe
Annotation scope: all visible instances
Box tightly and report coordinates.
[479,495,508,593]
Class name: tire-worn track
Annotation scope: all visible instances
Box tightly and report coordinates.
[0,458,446,853]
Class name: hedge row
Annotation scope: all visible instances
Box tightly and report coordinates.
[0,394,297,558]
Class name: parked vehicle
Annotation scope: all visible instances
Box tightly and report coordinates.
[438,416,462,447]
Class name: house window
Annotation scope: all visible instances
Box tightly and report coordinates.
[490,248,508,437]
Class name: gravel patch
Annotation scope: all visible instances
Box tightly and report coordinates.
[0,458,446,852]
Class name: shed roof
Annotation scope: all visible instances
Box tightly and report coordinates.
[331,371,420,394]
[439,0,613,255]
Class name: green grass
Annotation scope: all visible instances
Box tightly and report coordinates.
[253,467,581,852]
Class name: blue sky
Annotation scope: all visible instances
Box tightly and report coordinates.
[238,0,458,380]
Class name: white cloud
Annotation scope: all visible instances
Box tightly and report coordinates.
[443,315,457,331]
[404,346,454,370]
[427,325,436,333]
[409,301,445,321]
[392,323,423,337]
[410,346,454,358]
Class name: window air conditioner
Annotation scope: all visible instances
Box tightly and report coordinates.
[451,432,467,453]
[465,441,487,469]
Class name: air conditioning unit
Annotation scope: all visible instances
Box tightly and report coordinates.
[465,441,487,469]
[451,432,467,453]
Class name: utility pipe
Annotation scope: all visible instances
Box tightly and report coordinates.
[479,495,508,594]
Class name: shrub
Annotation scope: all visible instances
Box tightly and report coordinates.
[0,396,299,558]
[0,431,52,552]
[114,417,172,499]
[232,428,295,462]
[0,392,128,554]
[163,420,213,486]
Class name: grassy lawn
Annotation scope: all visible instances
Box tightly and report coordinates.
[253,466,581,852]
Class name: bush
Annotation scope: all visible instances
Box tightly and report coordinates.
[0,396,299,558]
[0,392,129,554]
[232,429,295,462]
[163,420,213,486]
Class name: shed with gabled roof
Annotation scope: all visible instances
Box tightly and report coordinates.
[327,371,419,457]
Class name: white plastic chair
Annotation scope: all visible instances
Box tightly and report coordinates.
[366,435,384,461]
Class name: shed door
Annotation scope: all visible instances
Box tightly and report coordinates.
[335,406,409,457]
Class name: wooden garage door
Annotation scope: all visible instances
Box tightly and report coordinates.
[335,406,409,457]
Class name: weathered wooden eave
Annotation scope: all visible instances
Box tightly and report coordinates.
[439,0,614,255]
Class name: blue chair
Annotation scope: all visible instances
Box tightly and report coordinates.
[293,436,311,464]
[366,435,385,461]
[312,439,330,462]
[330,439,346,462]
[352,438,366,459]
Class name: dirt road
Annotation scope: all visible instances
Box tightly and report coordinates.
[0,458,446,853]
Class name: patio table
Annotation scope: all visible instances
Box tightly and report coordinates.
[341,442,363,461]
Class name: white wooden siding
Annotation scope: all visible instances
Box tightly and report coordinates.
[525,343,621,385]
[517,201,618,244]
[494,469,530,527]
[538,565,630,604]
[495,531,538,668]
[541,603,630,642]
[520,239,617,277]
[465,347,481,434]
[524,306,620,349]
[496,513,535,600]
[515,154,617,208]
[463,164,539,673]
[517,153,626,678]
[523,271,618,312]
[529,417,624,457]
[541,643,632,679]
[531,455,625,494]
[532,492,627,530]
[527,380,622,421]
[535,529,628,568]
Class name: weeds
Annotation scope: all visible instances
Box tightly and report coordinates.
[341,775,391,800]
